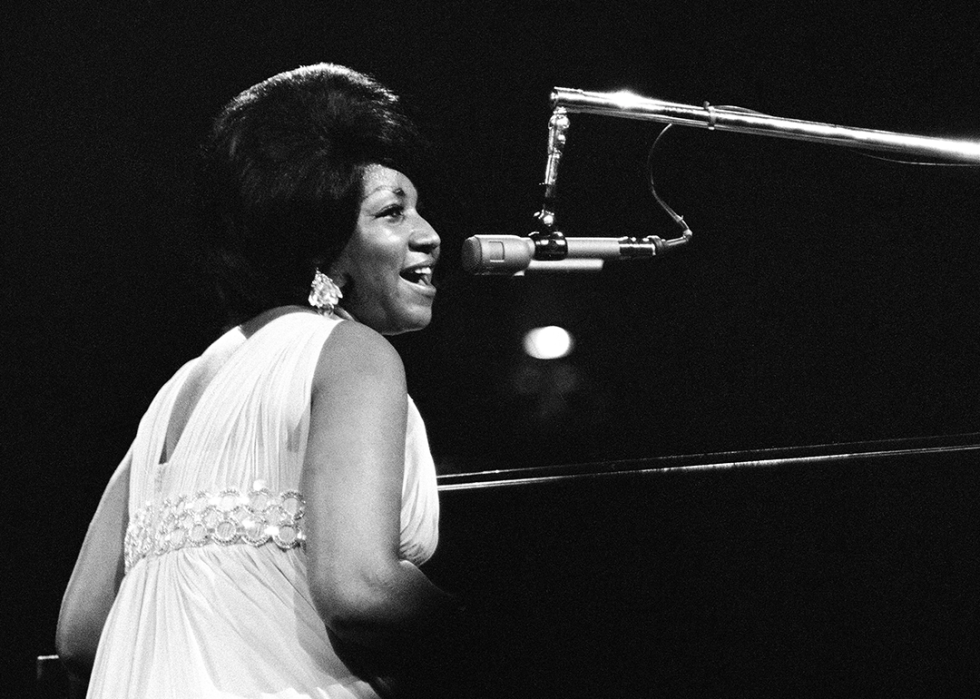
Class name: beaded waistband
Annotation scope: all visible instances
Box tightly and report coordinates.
[124,484,306,573]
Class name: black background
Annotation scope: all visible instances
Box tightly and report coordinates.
[5,1,980,694]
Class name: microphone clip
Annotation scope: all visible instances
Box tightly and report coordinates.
[529,229,569,261]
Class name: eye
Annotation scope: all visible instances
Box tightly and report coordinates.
[377,204,406,223]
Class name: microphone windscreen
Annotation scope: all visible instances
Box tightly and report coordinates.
[461,236,534,274]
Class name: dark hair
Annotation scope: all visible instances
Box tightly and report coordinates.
[197,63,427,321]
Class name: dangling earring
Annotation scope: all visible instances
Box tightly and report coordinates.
[308,269,343,315]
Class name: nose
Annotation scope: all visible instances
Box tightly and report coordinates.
[410,214,441,255]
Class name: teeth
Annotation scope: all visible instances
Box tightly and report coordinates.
[403,266,433,285]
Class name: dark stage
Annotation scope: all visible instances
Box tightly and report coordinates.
[6,2,980,695]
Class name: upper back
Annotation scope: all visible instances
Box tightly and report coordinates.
[129,309,342,507]
[160,330,245,465]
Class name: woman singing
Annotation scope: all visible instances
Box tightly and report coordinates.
[57,63,468,698]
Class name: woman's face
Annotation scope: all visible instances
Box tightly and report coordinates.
[330,165,441,335]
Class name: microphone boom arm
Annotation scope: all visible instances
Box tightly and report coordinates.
[551,87,980,164]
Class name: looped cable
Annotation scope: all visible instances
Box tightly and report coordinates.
[646,125,693,237]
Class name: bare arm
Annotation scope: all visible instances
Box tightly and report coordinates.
[56,448,131,680]
[301,321,457,649]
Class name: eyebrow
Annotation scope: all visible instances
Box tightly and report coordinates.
[361,185,408,202]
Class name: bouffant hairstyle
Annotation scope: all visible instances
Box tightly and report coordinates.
[197,63,426,322]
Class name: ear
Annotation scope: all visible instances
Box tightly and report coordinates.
[312,243,346,286]
[326,251,350,290]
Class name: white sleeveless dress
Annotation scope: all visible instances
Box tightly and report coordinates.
[87,312,440,698]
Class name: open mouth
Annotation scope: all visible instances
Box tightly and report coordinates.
[400,265,434,287]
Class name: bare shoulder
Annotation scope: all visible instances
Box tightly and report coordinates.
[313,320,406,393]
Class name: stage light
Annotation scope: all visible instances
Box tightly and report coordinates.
[523,326,574,360]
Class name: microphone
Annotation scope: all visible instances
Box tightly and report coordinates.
[461,233,690,275]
